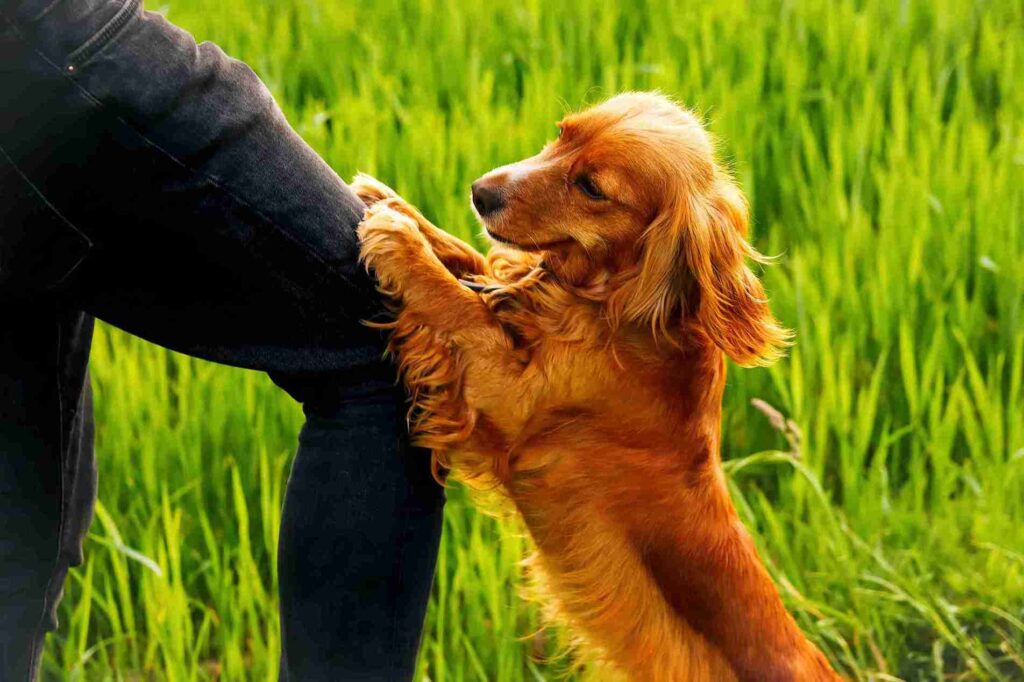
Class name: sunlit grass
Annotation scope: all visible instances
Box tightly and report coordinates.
[42,0,1023,679]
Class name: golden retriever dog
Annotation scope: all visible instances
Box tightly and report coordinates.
[352,92,841,681]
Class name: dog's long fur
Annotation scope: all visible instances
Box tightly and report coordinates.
[355,92,841,681]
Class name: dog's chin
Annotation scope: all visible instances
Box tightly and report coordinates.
[483,226,525,248]
[482,224,571,252]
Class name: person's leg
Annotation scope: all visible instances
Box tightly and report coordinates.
[275,371,444,682]
[1,0,382,371]
[0,1,444,678]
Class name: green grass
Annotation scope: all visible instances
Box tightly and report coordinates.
[41,0,1024,679]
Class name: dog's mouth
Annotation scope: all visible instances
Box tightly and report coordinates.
[485,228,572,252]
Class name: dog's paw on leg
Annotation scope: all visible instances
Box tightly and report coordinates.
[351,173,400,207]
[357,204,431,293]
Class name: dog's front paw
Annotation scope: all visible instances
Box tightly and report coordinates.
[358,204,431,294]
[350,173,400,208]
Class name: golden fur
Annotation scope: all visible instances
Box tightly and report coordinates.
[354,92,841,681]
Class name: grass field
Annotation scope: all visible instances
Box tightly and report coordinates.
[41,0,1024,679]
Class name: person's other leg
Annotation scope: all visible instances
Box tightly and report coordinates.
[0,87,97,680]
[0,301,94,681]
[0,1,444,678]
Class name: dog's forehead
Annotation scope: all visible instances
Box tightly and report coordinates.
[561,98,705,150]
[577,94,698,125]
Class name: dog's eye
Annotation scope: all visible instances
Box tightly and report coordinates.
[575,175,605,201]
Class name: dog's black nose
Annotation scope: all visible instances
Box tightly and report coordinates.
[471,181,505,217]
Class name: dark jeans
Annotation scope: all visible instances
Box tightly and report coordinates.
[0,1,445,680]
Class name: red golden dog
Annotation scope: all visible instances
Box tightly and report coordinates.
[353,92,841,681]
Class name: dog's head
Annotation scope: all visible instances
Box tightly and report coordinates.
[471,92,789,366]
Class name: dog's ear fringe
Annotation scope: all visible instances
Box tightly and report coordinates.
[607,177,791,366]
[692,180,793,366]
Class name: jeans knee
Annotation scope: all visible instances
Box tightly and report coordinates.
[269,360,402,420]
[271,360,445,512]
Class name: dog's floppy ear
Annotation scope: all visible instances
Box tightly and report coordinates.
[615,176,790,366]
[685,178,790,366]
